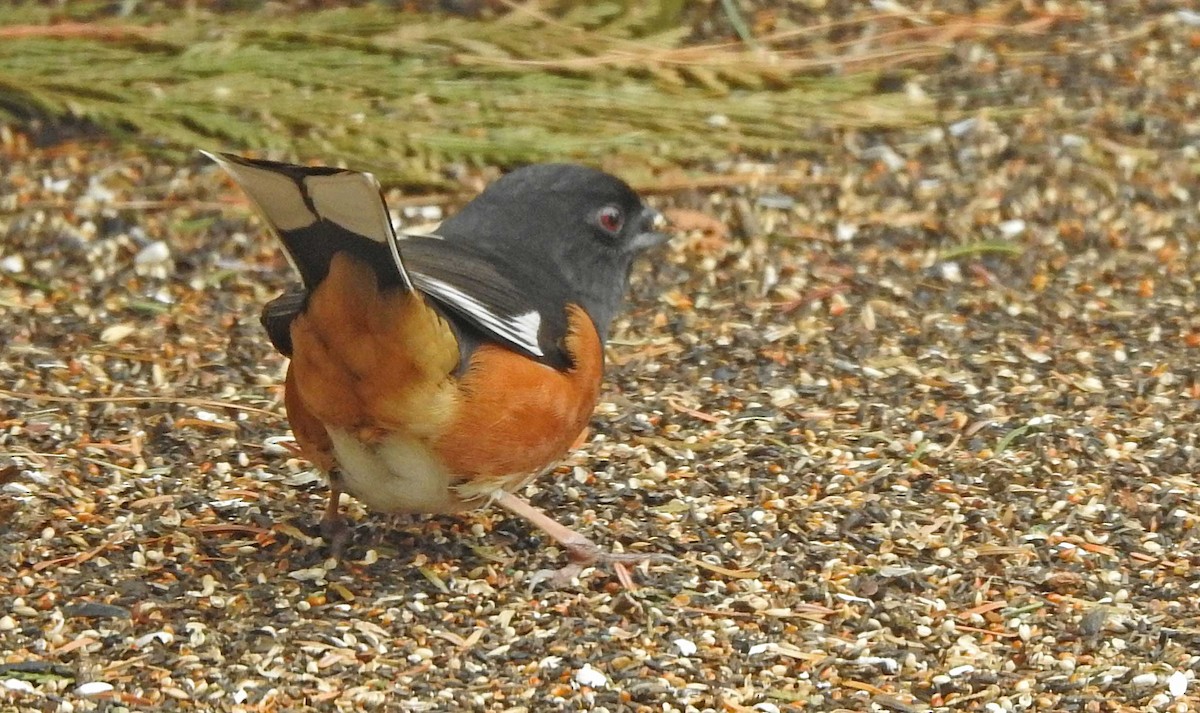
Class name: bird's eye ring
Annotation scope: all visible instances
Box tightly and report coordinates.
[596,205,624,234]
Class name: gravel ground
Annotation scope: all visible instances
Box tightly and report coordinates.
[3,3,1200,712]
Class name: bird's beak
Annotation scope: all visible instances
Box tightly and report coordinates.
[626,208,670,253]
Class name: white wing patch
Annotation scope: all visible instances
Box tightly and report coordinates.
[416,276,544,357]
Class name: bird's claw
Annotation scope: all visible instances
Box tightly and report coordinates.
[526,546,676,592]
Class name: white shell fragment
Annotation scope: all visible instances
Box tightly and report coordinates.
[574,664,607,688]
[76,681,115,696]
[998,219,1026,237]
[100,323,137,344]
[134,241,171,265]
[1131,672,1158,687]
[1168,670,1188,698]
[288,567,329,582]
[0,254,24,273]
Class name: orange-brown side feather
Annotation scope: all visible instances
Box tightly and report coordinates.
[286,253,461,444]
[283,362,336,471]
[435,304,603,485]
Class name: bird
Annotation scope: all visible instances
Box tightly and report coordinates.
[204,152,672,586]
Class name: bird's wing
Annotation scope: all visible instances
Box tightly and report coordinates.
[400,236,575,370]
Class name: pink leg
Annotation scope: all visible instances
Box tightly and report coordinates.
[493,491,672,588]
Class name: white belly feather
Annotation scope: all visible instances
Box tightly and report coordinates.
[327,429,461,513]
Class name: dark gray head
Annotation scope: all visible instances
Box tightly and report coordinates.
[435,163,667,338]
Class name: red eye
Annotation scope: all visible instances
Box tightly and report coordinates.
[597,205,624,234]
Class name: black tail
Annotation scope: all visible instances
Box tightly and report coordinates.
[203,151,412,292]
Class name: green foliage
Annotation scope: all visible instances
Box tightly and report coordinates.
[0,5,934,187]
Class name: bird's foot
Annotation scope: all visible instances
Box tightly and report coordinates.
[492,491,674,590]
[320,514,351,560]
[529,539,676,590]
